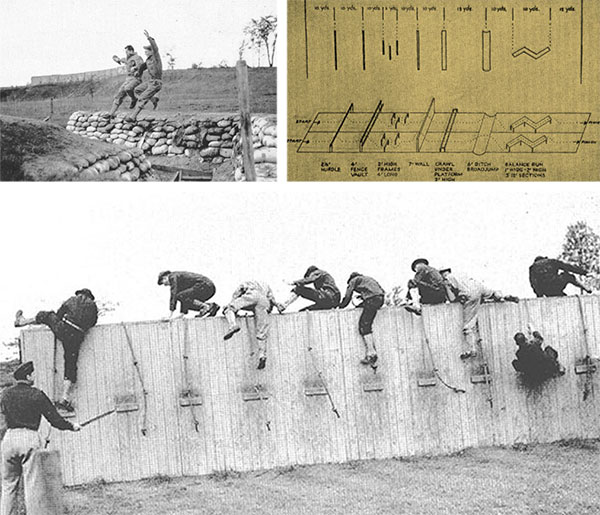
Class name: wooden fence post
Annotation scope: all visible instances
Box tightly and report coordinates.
[27,450,64,515]
[236,60,256,182]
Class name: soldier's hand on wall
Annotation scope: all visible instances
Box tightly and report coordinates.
[71,423,82,432]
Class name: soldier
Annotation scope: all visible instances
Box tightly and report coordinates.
[0,362,81,515]
[157,271,219,319]
[107,44,144,117]
[129,30,162,120]
[223,281,283,370]
[441,268,519,359]
[14,289,98,412]
[529,256,591,297]
[512,331,565,382]
[339,272,385,366]
[279,265,341,312]
[408,258,447,307]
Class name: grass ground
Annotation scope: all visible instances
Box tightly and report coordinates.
[0,68,276,127]
[59,442,600,515]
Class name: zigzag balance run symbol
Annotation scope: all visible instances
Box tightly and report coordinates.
[510,116,552,132]
[506,135,548,151]
[512,46,551,60]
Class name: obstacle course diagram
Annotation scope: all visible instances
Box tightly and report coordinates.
[297,99,590,155]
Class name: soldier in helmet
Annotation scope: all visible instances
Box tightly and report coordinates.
[14,289,98,412]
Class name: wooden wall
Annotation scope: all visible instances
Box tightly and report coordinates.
[21,295,600,486]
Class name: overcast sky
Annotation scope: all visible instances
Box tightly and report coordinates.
[0,184,598,360]
[0,0,277,87]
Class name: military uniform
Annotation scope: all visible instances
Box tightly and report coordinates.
[163,271,216,315]
[135,36,163,106]
[113,52,144,107]
[286,266,341,311]
[412,264,447,305]
[224,281,279,368]
[0,363,76,515]
[34,292,97,384]
[529,258,588,297]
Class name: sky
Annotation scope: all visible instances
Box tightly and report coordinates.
[0,184,598,360]
[0,0,277,87]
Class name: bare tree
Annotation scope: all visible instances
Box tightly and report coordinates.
[166,53,176,70]
[243,15,277,67]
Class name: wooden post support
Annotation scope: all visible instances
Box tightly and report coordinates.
[27,450,64,515]
[236,60,256,181]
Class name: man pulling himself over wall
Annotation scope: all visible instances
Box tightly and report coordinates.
[279,265,341,312]
[441,268,519,360]
[158,271,219,319]
[14,289,98,412]
[339,272,385,366]
[223,281,283,370]
[107,44,144,117]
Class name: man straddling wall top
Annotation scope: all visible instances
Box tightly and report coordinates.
[529,256,591,297]
[14,289,98,412]
[407,258,447,308]
[223,281,283,370]
[158,271,219,319]
[339,272,385,366]
[0,362,81,515]
[129,30,162,121]
[441,268,519,359]
[279,265,341,312]
[107,44,144,117]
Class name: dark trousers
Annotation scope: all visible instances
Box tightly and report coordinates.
[293,285,340,311]
[35,311,84,383]
[177,282,216,314]
[419,287,447,305]
[536,272,578,297]
[358,295,384,335]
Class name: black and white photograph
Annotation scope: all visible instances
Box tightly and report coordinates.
[0,0,277,181]
[1,186,600,514]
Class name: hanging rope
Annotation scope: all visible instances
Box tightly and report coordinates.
[121,323,149,436]
[306,313,340,418]
[577,295,595,401]
[476,317,494,409]
[44,336,59,449]
[419,313,465,394]
[181,321,200,432]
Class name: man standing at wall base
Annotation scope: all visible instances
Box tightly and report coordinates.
[223,281,283,370]
[0,361,81,515]
[14,289,98,412]
[339,272,385,366]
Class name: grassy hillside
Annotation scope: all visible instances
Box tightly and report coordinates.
[0,68,276,127]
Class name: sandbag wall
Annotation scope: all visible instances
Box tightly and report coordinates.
[21,296,600,486]
[74,147,152,181]
[66,112,277,165]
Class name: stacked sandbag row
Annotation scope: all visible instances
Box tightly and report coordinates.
[66,112,277,165]
[252,115,277,179]
[75,147,153,181]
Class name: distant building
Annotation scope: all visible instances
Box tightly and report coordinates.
[30,67,126,86]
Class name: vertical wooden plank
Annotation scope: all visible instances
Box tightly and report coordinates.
[236,59,256,181]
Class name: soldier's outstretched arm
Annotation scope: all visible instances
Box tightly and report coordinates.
[144,30,159,56]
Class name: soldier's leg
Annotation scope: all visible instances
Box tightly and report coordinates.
[57,337,81,410]
[109,81,129,116]
[1,430,36,515]
[131,80,162,120]
[559,272,592,294]
[254,302,271,369]
[223,295,256,340]
[460,296,480,359]
[358,296,383,364]
[176,287,198,314]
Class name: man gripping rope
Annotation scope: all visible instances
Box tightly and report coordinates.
[0,362,80,515]
[14,289,98,412]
